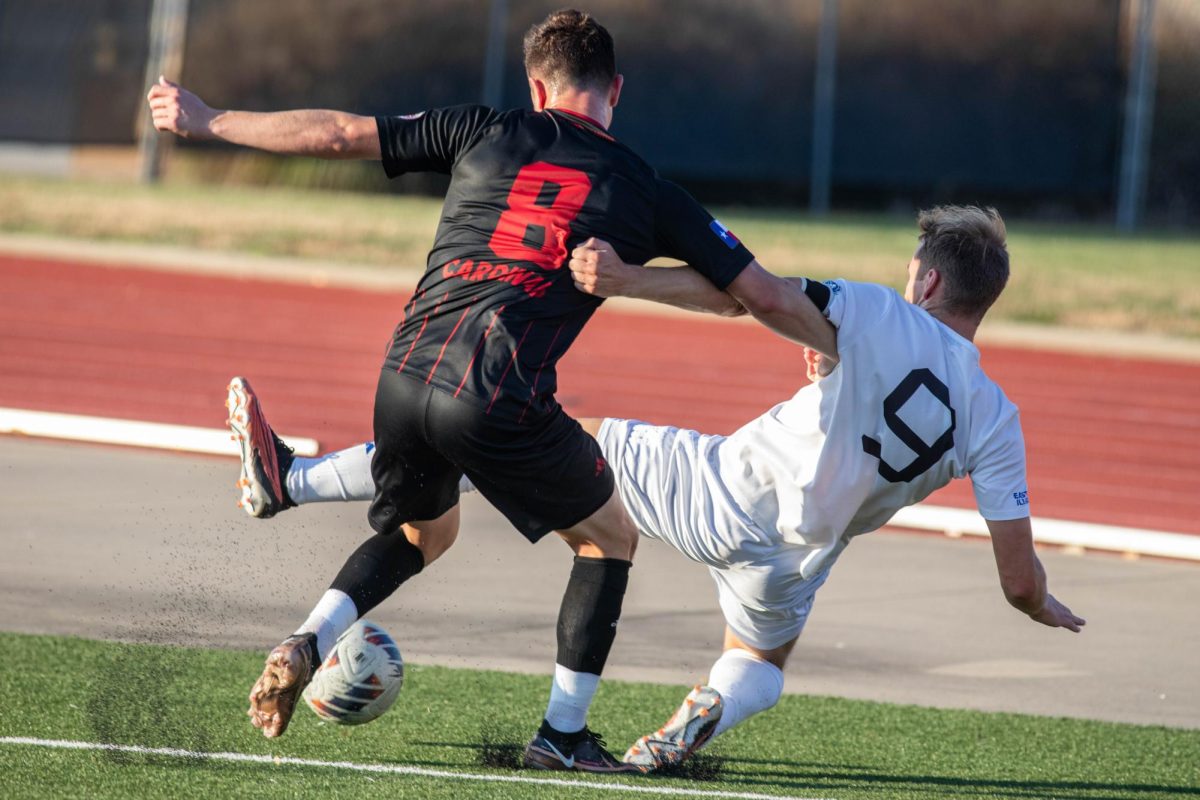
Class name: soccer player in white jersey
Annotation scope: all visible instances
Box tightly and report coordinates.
[228,206,1084,772]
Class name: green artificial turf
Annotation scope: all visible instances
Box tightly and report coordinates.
[0,632,1196,799]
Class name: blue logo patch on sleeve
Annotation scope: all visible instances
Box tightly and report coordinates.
[709,219,741,250]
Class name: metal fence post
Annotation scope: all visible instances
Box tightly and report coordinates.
[1116,0,1158,232]
[810,0,838,216]
[482,0,509,109]
[137,0,189,184]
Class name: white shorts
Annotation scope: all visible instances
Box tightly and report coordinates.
[597,418,829,650]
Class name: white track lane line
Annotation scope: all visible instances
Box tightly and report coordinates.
[0,736,832,800]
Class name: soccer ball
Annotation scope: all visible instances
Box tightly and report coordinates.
[302,620,404,725]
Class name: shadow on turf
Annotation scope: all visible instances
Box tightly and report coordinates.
[415,724,727,781]
[712,756,1200,799]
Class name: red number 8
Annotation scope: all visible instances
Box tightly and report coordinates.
[488,162,592,271]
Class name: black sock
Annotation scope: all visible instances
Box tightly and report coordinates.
[538,718,588,743]
[555,556,631,675]
[329,533,425,615]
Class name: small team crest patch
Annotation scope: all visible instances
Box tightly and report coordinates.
[709,219,740,249]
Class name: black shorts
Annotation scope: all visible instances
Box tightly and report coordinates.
[368,369,614,542]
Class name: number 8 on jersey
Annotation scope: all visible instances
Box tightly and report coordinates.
[488,162,593,271]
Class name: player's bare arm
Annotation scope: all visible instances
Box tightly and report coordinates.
[986,516,1086,632]
[147,77,381,159]
[724,263,838,359]
[569,238,746,317]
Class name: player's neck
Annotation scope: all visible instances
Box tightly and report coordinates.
[545,92,612,130]
[926,305,980,343]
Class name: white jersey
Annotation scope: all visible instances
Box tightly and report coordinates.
[716,279,1029,580]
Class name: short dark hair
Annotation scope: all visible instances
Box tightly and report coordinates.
[916,205,1010,317]
[523,9,616,92]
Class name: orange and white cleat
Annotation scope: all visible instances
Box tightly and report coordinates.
[623,685,722,772]
[247,633,318,738]
[226,376,295,518]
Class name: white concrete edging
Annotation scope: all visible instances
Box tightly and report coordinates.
[889,505,1200,562]
[3,405,1195,562]
[0,408,318,458]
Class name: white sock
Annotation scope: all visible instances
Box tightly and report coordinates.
[286,443,376,504]
[707,648,784,737]
[294,589,358,659]
[543,664,600,734]
[285,443,478,504]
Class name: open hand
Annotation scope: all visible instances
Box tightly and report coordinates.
[147,76,216,139]
[1029,594,1086,632]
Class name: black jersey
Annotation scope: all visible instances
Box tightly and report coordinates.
[377,104,753,420]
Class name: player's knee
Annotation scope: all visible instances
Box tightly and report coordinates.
[600,513,639,552]
[574,519,637,560]
[420,530,457,564]
[557,494,639,560]
[403,519,459,565]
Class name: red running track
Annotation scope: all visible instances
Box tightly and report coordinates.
[3,254,1198,535]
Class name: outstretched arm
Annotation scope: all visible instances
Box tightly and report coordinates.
[724,262,838,359]
[987,516,1085,632]
[571,241,835,355]
[569,239,747,318]
[146,77,380,159]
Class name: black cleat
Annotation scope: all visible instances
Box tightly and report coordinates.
[523,722,640,773]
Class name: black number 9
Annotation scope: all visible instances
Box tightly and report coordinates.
[862,368,956,483]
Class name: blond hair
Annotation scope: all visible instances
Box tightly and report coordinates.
[916,205,1010,317]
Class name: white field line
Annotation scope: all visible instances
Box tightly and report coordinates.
[0,408,318,457]
[0,736,831,800]
[889,505,1200,562]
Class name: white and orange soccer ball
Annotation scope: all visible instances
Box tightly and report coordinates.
[302,620,404,725]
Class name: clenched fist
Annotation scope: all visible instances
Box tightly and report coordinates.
[804,346,837,382]
[146,76,216,139]
[569,237,632,297]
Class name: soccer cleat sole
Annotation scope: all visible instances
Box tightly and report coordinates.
[624,685,722,772]
[226,377,283,518]
[522,743,574,771]
[247,636,316,739]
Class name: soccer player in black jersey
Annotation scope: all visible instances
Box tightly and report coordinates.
[149,9,811,771]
